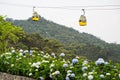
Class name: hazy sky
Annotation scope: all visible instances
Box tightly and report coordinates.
[0,0,120,44]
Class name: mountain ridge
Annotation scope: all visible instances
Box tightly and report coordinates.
[6,16,120,62]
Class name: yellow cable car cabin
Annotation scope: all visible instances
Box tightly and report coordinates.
[32,6,39,21]
[32,12,39,21]
[79,15,87,26]
[79,9,87,26]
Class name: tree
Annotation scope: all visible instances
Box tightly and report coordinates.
[21,33,45,52]
[44,39,63,53]
[0,16,25,53]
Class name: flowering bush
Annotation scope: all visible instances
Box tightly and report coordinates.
[0,49,120,80]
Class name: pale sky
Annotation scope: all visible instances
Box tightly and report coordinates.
[0,0,120,44]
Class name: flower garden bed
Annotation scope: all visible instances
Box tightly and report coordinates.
[0,49,120,80]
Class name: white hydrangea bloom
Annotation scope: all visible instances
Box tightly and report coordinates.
[39,77,44,80]
[67,70,72,73]
[29,73,32,76]
[118,74,120,78]
[11,50,15,53]
[19,49,23,53]
[30,50,34,54]
[54,71,60,75]
[72,58,78,64]
[63,63,68,68]
[19,52,23,56]
[50,63,54,68]
[51,53,55,56]
[70,73,75,78]
[43,55,49,58]
[60,53,65,57]
[82,62,88,66]
[106,73,111,76]
[5,52,12,55]
[67,73,71,77]
[82,66,88,72]
[83,73,87,77]
[40,51,44,54]
[42,60,49,63]
[95,58,105,65]
[31,62,41,68]
[104,62,109,65]
[66,76,70,80]
[23,50,29,53]
[36,62,41,65]
[83,60,88,64]
[49,74,52,78]
[100,74,105,78]
[88,75,94,80]
[50,69,53,72]
[88,72,93,75]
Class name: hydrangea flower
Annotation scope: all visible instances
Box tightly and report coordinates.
[55,71,60,75]
[29,73,32,76]
[42,60,49,63]
[19,49,23,53]
[72,58,78,64]
[49,74,52,78]
[82,66,88,72]
[118,74,120,78]
[88,72,93,75]
[31,62,41,68]
[88,75,94,80]
[70,73,75,78]
[5,52,12,55]
[82,60,88,66]
[51,53,55,57]
[83,60,88,64]
[106,73,111,76]
[50,63,54,68]
[43,55,49,58]
[29,50,34,55]
[83,73,87,77]
[104,61,109,65]
[40,51,44,54]
[52,71,60,75]
[95,58,105,65]
[67,70,72,73]
[39,77,44,80]
[11,50,15,53]
[60,53,65,57]
[100,74,105,78]
[23,50,29,53]
[66,76,70,80]
[63,63,68,68]
[19,53,23,56]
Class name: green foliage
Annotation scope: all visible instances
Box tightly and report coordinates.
[0,16,25,53]
[14,33,65,54]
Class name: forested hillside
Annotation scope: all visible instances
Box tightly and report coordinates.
[6,16,120,62]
